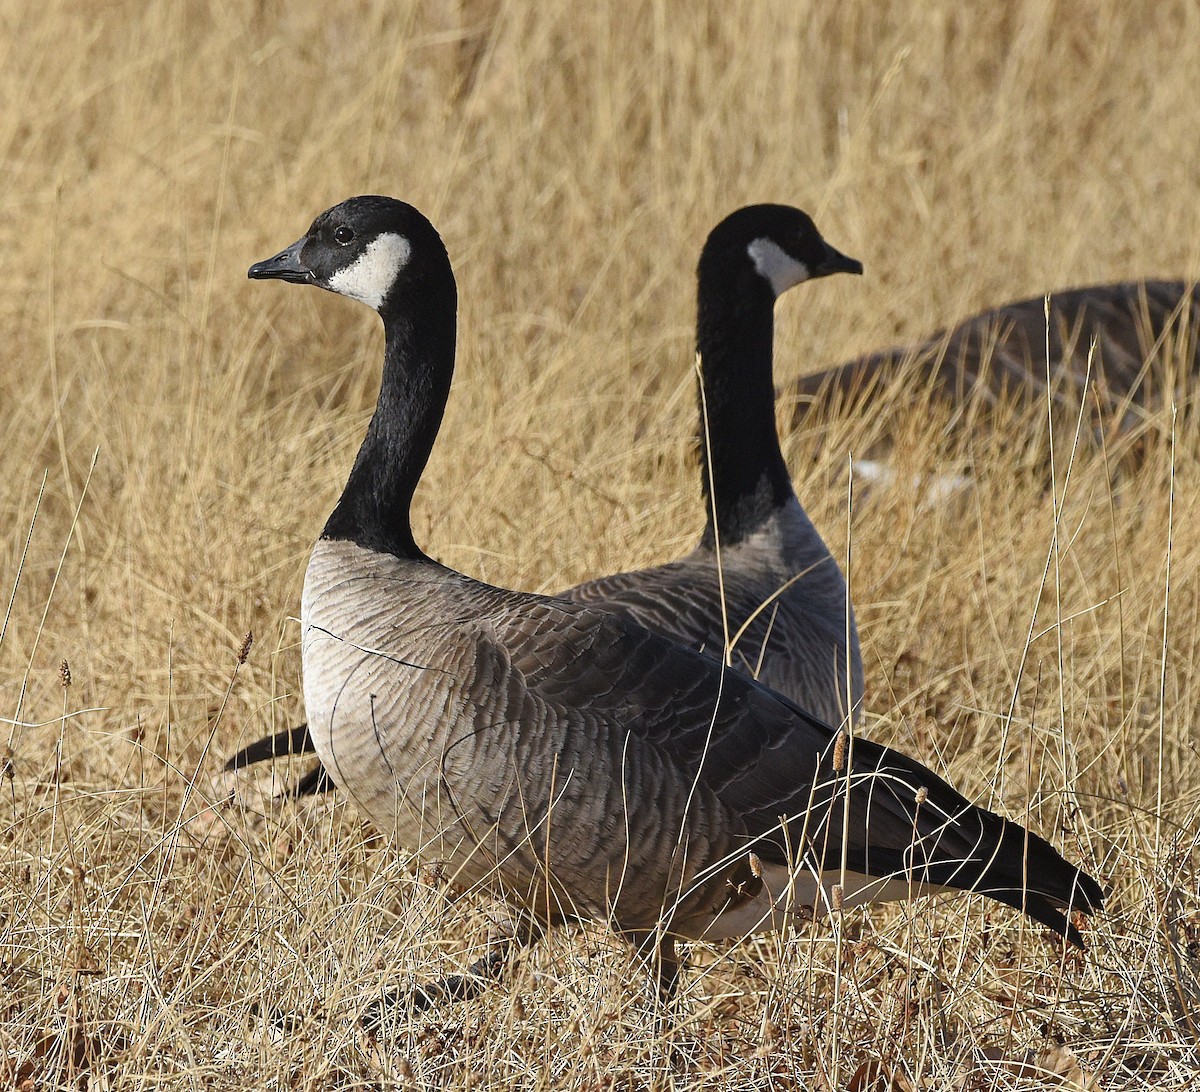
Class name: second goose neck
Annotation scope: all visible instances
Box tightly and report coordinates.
[321,298,457,560]
[696,289,793,549]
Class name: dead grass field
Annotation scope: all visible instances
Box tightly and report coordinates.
[3,0,1200,1087]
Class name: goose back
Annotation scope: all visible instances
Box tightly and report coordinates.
[567,496,861,728]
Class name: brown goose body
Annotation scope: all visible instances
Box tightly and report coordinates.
[303,537,1095,943]
[785,279,1200,426]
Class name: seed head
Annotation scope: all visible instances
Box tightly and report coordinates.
[59,660,72,688]
[832,732,847,772]
[755,1017,779,1057]
[915,786,928,806]
[831,884,844,911]
[748,851,763,879]
[237,631,254,665]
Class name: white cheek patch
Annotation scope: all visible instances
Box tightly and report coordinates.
[747,237,809,297]
[328,232,412,310]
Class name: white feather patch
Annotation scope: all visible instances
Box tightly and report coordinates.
[747,237,809,297]
[691,862,949,941]
[328,232,412,310]
[853,459,974,507]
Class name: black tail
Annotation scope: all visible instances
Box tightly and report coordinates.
[762,718,1106,948]
[968,813,1103,947]
[223,724,333,798]
[852,740,1105,947]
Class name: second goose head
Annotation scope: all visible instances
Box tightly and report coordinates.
[699,203,863,304]
[693,204,861,549]
[249,196,458,559]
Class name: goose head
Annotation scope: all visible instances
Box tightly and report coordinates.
[699,204,863,301]
[248,195,451,314]
[248,196,458,558]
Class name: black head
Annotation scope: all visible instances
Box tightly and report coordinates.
[248,195,451,313]
[698,204,863,301]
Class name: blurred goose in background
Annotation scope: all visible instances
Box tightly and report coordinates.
[228,204,866,794]
[784,279,1200,492]
[244,196,1102,1016]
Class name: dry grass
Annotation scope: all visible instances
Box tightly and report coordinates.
[3,0,1200,1087]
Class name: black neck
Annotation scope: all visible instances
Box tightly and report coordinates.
[696,278,793,549]
[321,282,457,559]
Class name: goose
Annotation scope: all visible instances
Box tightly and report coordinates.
[567,205,864,725]
[783,279,1200,491]
[226,204,865,793]
[245,196,1102,1014]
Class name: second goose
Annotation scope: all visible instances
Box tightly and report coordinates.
[568,205,864,725]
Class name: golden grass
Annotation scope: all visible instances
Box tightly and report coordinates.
[3,0,1200,1086]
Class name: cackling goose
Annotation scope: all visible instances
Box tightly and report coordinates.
[567,205,864,726]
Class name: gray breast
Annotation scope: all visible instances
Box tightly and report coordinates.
[567,497,863,726]
[298,540,706,923]
[301,542,483,870]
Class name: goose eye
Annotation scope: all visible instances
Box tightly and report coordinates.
[334,225,355,245]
